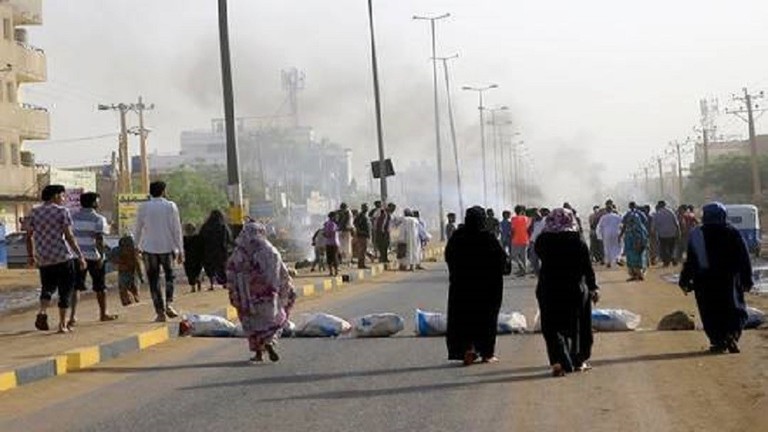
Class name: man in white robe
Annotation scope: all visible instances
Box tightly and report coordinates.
[597,208,623,268]
[393,209,421,271]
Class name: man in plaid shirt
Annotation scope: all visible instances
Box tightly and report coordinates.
[26,184,87,333]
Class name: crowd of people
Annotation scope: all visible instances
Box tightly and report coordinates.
[444,199,755,376]
[22,181,756,369]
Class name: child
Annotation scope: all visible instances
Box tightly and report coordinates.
[310,226,327,273]
[112,235,143,306]
[183,223,203,292]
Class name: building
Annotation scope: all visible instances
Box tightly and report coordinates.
[0,0,48,232]
[694,134,768,166]
[148,118,353,216]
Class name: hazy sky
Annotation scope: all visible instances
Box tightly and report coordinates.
[21,0,768,206]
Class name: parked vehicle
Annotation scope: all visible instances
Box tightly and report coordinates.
[5,232,120,269]
[725,204,761,258]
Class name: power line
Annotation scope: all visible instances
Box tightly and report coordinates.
[24,133,118,144]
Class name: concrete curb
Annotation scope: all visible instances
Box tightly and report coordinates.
[0,246,444,392]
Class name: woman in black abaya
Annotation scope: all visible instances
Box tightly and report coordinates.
[445,206,508,366]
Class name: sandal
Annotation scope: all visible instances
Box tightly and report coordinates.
[551,363,566,377]
[578,362,593,372]
[100,314,119,322]
[463,350,477,366]
[265,344,280,362]
[35,313,49,331]
[481,356,499,364]
[56,324,70,334]
[249,351,264,363]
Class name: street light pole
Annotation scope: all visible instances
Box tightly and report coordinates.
[367,0,388,203]
[462,84,498,208]
[435,54,463,216]
[487,106,508,210]
[414,13,450,241]
[217,0,244,224]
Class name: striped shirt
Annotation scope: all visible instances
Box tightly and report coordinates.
[72,208,109,261]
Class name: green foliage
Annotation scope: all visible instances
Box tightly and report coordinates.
[164,167,228,225]
[687,155,768,205]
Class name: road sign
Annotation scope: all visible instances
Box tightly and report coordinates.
[371,159,395,179]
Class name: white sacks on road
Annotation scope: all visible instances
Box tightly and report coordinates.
[293,312,352,337]
[497,312,527,334]
[745,306,766,329]
[415,309,447,336]
[352,313,405,337]
[591,309,642,332]
[179,314,239,337]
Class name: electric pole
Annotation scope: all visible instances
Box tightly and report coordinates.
[643,166,650,199]
[462,84,498,207]
[727,87,766,204]
[366,0,388,203]
[656,156,664,198]
[436,54,464,216]
[414,13,450,241]
[136,96,154,195]
[98,103,132,194]
[217,0,244,224]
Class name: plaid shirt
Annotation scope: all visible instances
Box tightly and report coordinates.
[28,203,76,267]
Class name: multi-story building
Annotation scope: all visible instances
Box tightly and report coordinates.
[0,0,48,232]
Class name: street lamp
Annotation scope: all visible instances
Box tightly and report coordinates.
[486,105,508,210]
[434,54,463,217]
[462,84,498,207]
[413,12,450,240]
[367,0,388,203]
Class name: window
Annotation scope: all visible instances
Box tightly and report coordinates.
[0,141,6,165]
[10,143,19,165]
[3,18,10,41]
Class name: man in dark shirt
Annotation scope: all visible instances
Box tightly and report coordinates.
[354,203,371,269]
[485,208,501,240]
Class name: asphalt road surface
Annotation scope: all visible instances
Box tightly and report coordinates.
[1,264,766,432]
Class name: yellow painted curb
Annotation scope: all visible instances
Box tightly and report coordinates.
[137,326,169,350]
[302,284,315,297]
[225,305,238,321]
[0,371,17,391]
[54,355,68,376]
[322,279,333,291]
[65,346,101,371]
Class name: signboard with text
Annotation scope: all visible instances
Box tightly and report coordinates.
[117,194,149,235]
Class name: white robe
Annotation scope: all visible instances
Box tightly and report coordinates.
[394,216,421,266]
[597,212,622,265]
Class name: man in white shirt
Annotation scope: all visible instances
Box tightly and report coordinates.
[134,181,184,322]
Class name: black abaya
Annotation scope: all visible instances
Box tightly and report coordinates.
[445,211,507,361]
[535,231,598,372]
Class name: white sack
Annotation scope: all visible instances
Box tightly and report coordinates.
[293,313,352,337]
[746,306,766,329]
[497,312,527,334]
[353,313,404,337]
[181,314,238,337]
[415,309,447,336]
[591,309,641,332]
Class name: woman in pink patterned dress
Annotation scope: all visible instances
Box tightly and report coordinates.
[226,222,296,363]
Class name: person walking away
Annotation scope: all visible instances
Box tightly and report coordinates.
[354,203,371,269]
[485,208,501,241]
[445,206,508,365]
[199,209,232,290]
[653,200,680,267]
[337,203,354,266]
[70,192,117,325]
[588,205,605,264]
[226,222,296,363]
[534,208,600,376]
[510,205,530,276]
[499,210,512,254]
[26,185,87,333]
[641,204,657,266]
[369,201,382,260]
[596,206,622,268]
[112,234,143,305]
[677,205,698,263]
[323,212,340,276]
[134,181,184,322]
[414,210,431,269]
[621,207,650,281]
[183,223,203,292]
[679,202,753,353]
[310,224,326,273]
[446,212,458,240]
[529,208,549,276]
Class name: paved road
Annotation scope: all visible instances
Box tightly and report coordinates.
[2,263,767,432]
[0,265,544,432]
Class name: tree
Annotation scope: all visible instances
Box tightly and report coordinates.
[164,167,228,225]
[686,155,768,206]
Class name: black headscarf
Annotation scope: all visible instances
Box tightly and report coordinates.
[464,206,487,232]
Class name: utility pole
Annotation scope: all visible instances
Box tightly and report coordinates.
[487,106,508,210]
[367,0,388,202]
[462,84,498,207]
[135,96,154,195]
[656,156,664,198]
[414,12,449,240]
[727,88,766,204]
[436,54,463,215]
[674,141,684,204]
[643,166,650,199]
[217,0,244,224]
[98,103,132,194]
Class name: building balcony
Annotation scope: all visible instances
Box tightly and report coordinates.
[0,102,50,140]
[7,0,43,26]
[13,41,46,82]
[0,163,37,199]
